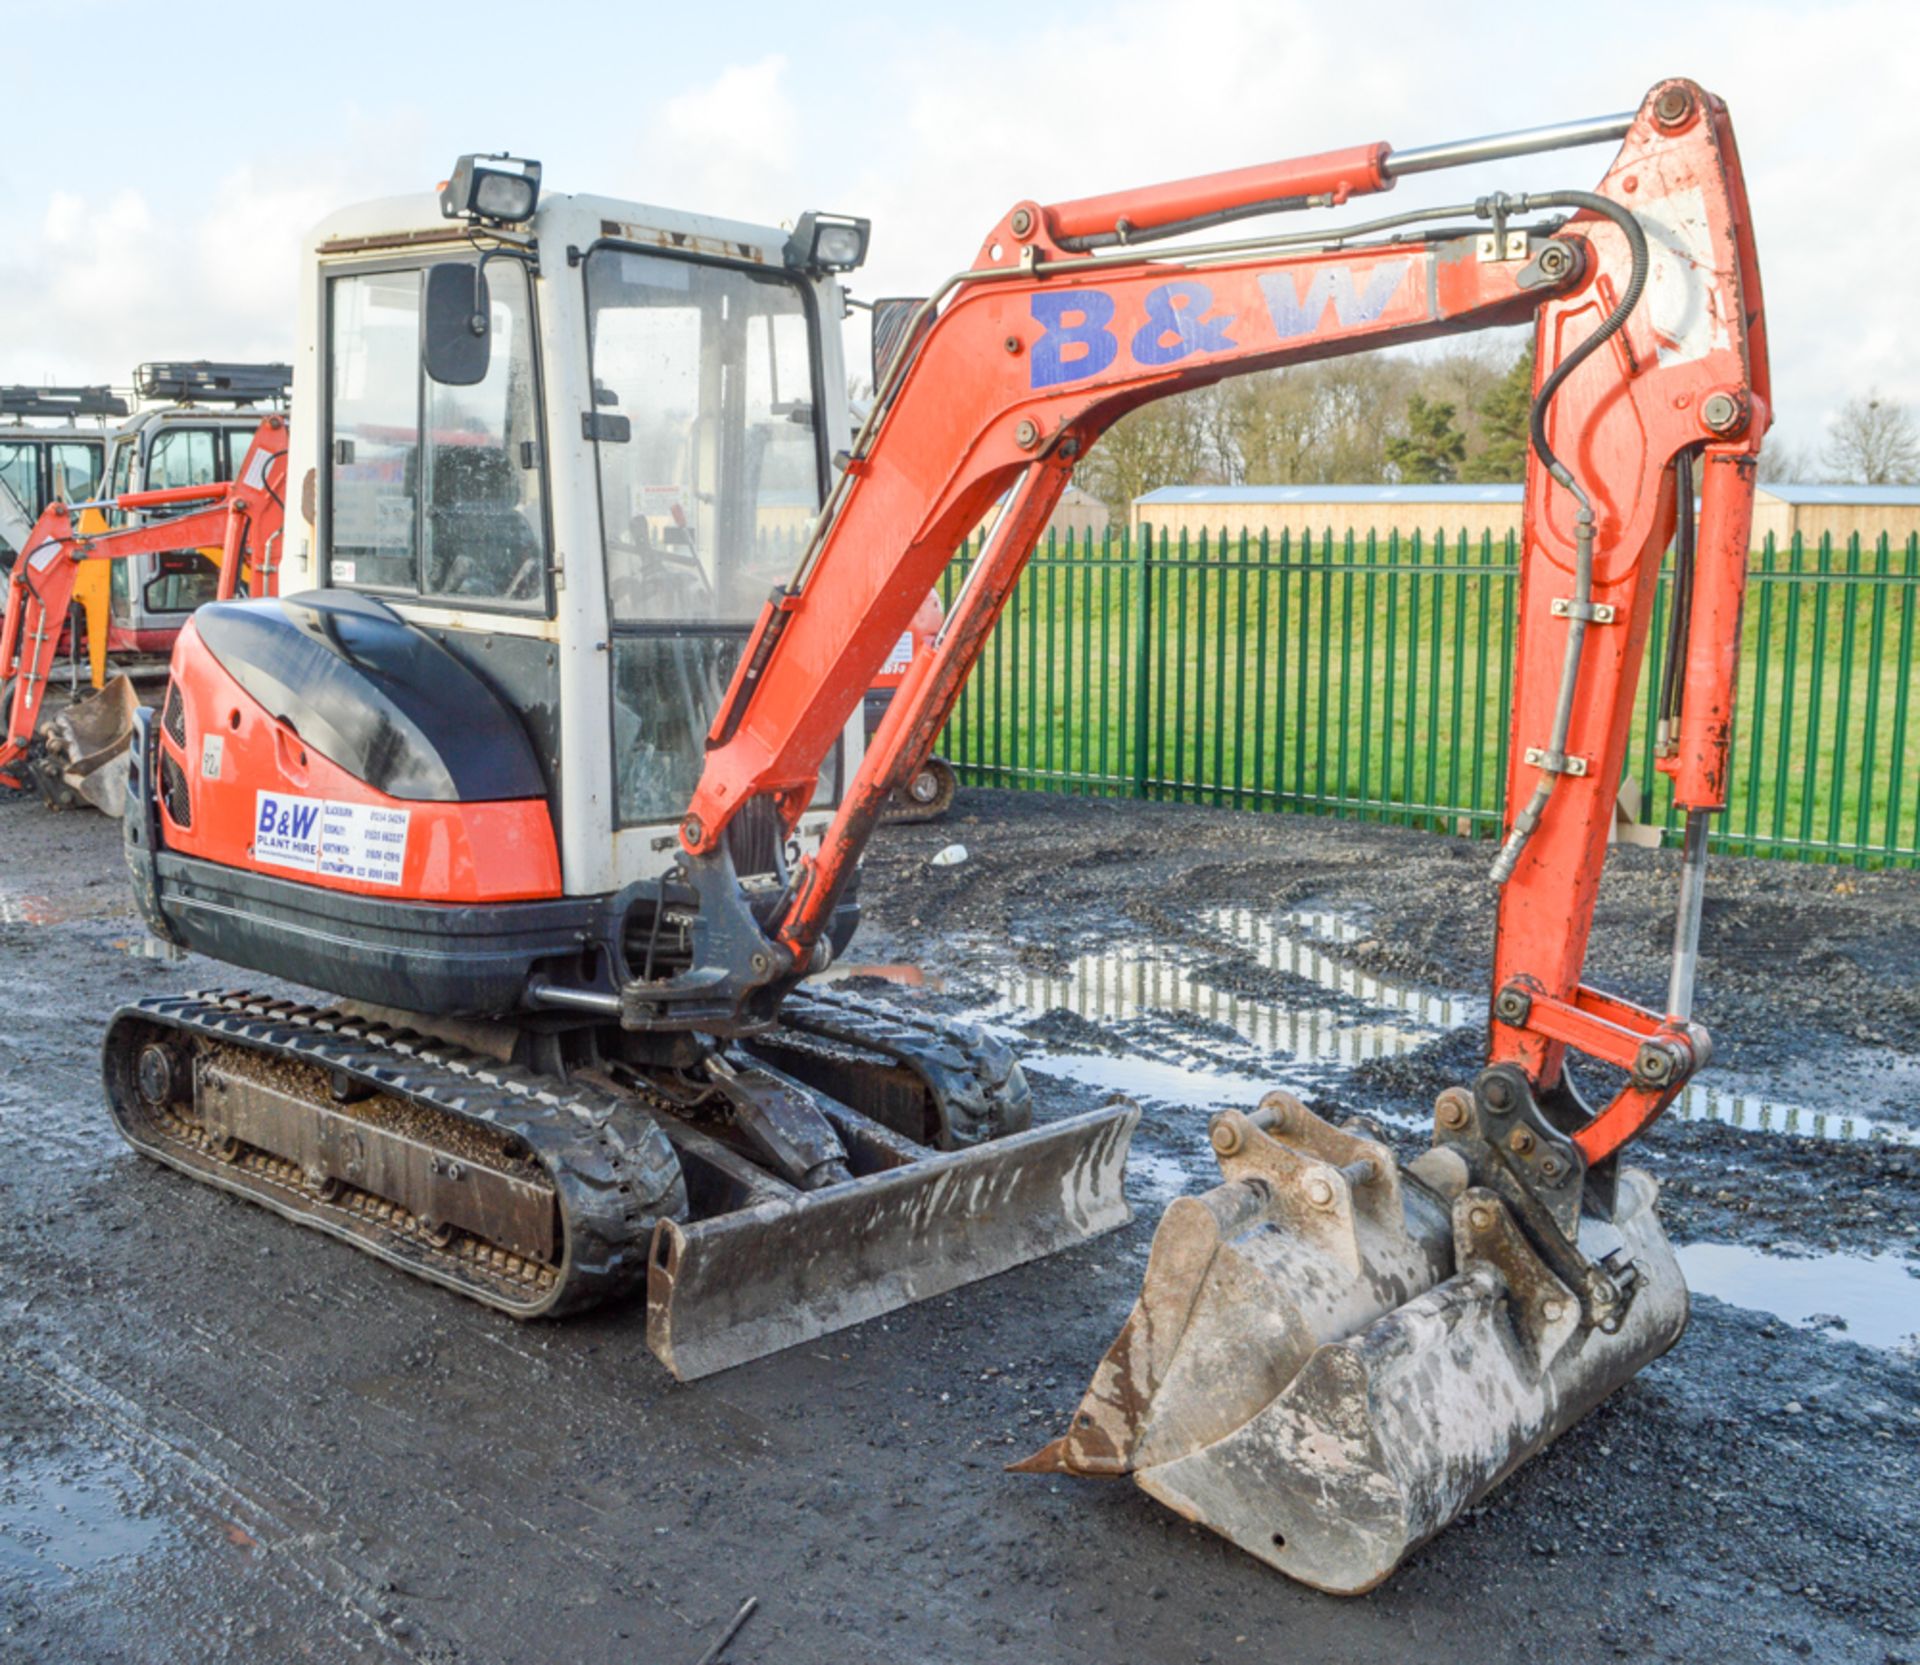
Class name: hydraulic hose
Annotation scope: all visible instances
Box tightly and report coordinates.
[1657,448,1698,748]
[1490,189,1650,884]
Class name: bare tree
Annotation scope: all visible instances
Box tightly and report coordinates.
[1755,436,1810,484]
[1820,392,1920,485]
[1075,395,1215,520]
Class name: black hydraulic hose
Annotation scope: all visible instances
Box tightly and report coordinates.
[1490,189,1650,884]
[1658,448,1698,739]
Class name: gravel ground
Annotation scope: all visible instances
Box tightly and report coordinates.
[1,786,1916,1663]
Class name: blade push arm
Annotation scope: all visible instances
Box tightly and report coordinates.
[0,417,287,788]
[663,82,1768,1185]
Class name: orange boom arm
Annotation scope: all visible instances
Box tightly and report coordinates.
[661,80,1766,1185]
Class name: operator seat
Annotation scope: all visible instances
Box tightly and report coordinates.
[420,444,540,599]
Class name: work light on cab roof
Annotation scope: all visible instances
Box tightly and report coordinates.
[438,153,541,227]
[786,210,870,275]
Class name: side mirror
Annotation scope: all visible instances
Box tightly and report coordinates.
[423,262,492,386]
[871,297,928,390]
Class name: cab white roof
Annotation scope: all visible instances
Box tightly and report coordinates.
[306,189,791,268]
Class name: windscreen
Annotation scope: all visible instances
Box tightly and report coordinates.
[584,247,821,626]
[584,247,825,826]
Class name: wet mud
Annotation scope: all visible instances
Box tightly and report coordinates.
[1,786,1916,1662]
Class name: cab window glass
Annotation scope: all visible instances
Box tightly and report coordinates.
[421,263,546,605]
[145,427,219,491]
[327,260,547,608]
[0,443,39,557]
[585,250,820,626]
[223,427,256,480]
[585,250,823,828]
[143,550,219,615]
[108,438,134,499]
[0,442,41,511]
[329,268,421,591]
[49,442,101,502]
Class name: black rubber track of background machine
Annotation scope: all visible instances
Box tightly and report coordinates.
[762,985,1031,1146]
[880,757,958,824]
[102,992,686,1319]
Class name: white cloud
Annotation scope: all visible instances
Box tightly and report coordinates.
[0,5,1910,462]
[819,0,1920,460]
[636,53,802,224]
[0,116,432,388]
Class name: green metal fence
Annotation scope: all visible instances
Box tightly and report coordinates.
[936,526,1920,868]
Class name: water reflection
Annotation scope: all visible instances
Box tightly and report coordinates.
[1676,1242,1920,1352]
[983,905,1918,1147]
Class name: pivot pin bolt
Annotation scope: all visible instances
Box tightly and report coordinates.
[1701,392,1743,433]
[1014,418,1041,449]
[1009,207,1034,238]
[1493,988,1531,1026]
[1654,86,1695,128]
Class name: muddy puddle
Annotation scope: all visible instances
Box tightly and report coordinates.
[981,906,1474,1090]
[974,905,1919,1147]
[1677,1243,1920,1352]
[108,932,186,962]
[0,884,127,929]
[0,1447,173,1590]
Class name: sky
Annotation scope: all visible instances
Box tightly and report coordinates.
[0,0,1910,465]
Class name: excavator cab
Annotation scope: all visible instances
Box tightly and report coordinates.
[0,386,121,573]
[108,163,1136,1379]
[96,362,292,669]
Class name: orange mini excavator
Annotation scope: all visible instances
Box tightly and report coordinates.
[0,417,286,809]
[106,85,1764,1587]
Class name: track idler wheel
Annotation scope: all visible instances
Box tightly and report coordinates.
[1016,1091,1689,1594]
[883,756,957,823]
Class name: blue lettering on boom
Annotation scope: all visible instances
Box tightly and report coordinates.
[1030,291,1119,388]
[1131,281,1236,365]
[1259,260,1412,339]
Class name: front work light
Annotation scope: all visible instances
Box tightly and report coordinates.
[440,154,542,227]
[786,211,871,275]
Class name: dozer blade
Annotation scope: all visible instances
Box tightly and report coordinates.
[1018,1092,1687,1595]
[647,1103,1137,1380]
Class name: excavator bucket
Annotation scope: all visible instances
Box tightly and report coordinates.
[649,1104,1137,1379]
[39,674,140,815]
[1016,1093,1687,1594]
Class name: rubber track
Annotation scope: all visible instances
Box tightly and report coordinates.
[775,985,1031,1143]
[106,992,687,1318]
[879,758,957,824]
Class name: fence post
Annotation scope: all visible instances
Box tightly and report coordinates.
[1132,523,1153,799]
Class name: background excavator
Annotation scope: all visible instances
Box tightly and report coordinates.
[0,366,292,812]
[104,80,1764,1589]
[0,417,287,811]
[85,362,292,682]
[870,587,958,821]
[0,385,124,575]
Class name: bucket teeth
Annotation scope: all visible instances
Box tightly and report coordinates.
[1020,1093,1689,1595]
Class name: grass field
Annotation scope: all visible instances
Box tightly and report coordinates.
[938,526,1920,868]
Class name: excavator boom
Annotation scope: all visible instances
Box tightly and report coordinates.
[653,78,1767,1588]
